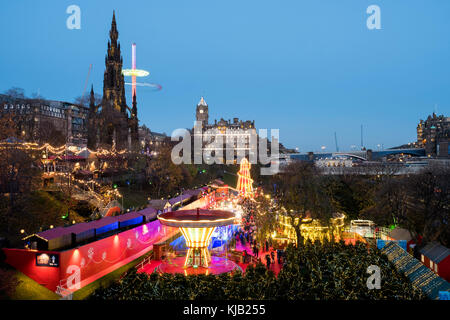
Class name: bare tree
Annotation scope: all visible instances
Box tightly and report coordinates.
[241,193,277,245]
[36,121,65,146]
[3,87,26,99]
[405,163,450,245]
[30,92,45,100]
[274,161,335,247]
[362,161,450,246]
[147,146,183,198]
[74,93,102,107]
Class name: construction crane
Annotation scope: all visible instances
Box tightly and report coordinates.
[81,64,92,105]
[360,125,364,150]
[334,132,339,152]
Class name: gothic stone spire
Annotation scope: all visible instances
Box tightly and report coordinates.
[110,10,118,45]
[89,84,95,110]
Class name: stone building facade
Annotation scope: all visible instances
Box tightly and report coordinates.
[194,97,256,163]
[138,125,171,156]
[417,113,449,157]
[0,94,88,146]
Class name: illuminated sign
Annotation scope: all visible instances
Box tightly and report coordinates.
[36,253,59,267]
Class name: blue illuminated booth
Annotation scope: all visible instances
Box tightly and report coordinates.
[91,217,119,236]
[116,211,144,229]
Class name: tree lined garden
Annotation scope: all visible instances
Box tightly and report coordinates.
[89,241,425,300]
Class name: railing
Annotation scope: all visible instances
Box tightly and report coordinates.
[136,251,154,272]
[55,279,73,300]
[342,226,392,240]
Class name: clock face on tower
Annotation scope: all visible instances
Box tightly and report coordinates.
[196,97,209,125]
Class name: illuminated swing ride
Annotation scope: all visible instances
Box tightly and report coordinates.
[122,43,161,95]
[158,208,235,269]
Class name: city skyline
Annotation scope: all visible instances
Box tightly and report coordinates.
[1,0,449,151]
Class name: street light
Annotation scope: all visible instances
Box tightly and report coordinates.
[180,188,185,209]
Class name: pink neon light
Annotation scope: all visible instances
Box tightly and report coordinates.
[132,43,136,97]
[132,43,136,69]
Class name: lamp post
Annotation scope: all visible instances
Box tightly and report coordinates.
[20,229,30,249]
[180,187,184,209]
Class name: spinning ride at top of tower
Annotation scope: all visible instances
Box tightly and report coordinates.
[236,157,254,198]
[158,208,235,268]
[121,43,150,98]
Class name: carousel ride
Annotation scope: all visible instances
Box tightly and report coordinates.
[156,208,241,275]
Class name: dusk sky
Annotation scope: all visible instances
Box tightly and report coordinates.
[1,0,449,151]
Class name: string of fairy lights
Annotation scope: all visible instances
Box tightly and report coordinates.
[236,158,254,197]
[10,143,374,245]
[0,141,127,156]
[233,158,351,244]
[1,140,125,209]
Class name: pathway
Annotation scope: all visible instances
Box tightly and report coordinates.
[234,241,283,275]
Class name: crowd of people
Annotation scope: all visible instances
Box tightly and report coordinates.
[233,198,286,271]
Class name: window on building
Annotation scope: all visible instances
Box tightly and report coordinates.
[434,264,438,273]
[430,261,433,269]
[421,255,424,263]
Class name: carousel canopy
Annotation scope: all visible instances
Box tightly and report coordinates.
[158,208,235,228]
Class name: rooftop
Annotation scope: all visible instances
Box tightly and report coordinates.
[420,242,450,263]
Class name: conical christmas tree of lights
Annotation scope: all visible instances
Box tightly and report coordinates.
[236,157,253,197]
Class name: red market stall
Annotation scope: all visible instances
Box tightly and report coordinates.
[3,219,178,293]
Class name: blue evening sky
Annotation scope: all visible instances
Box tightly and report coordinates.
[1,0,449,151]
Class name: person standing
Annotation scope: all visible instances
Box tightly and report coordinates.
[265,254,271,269]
